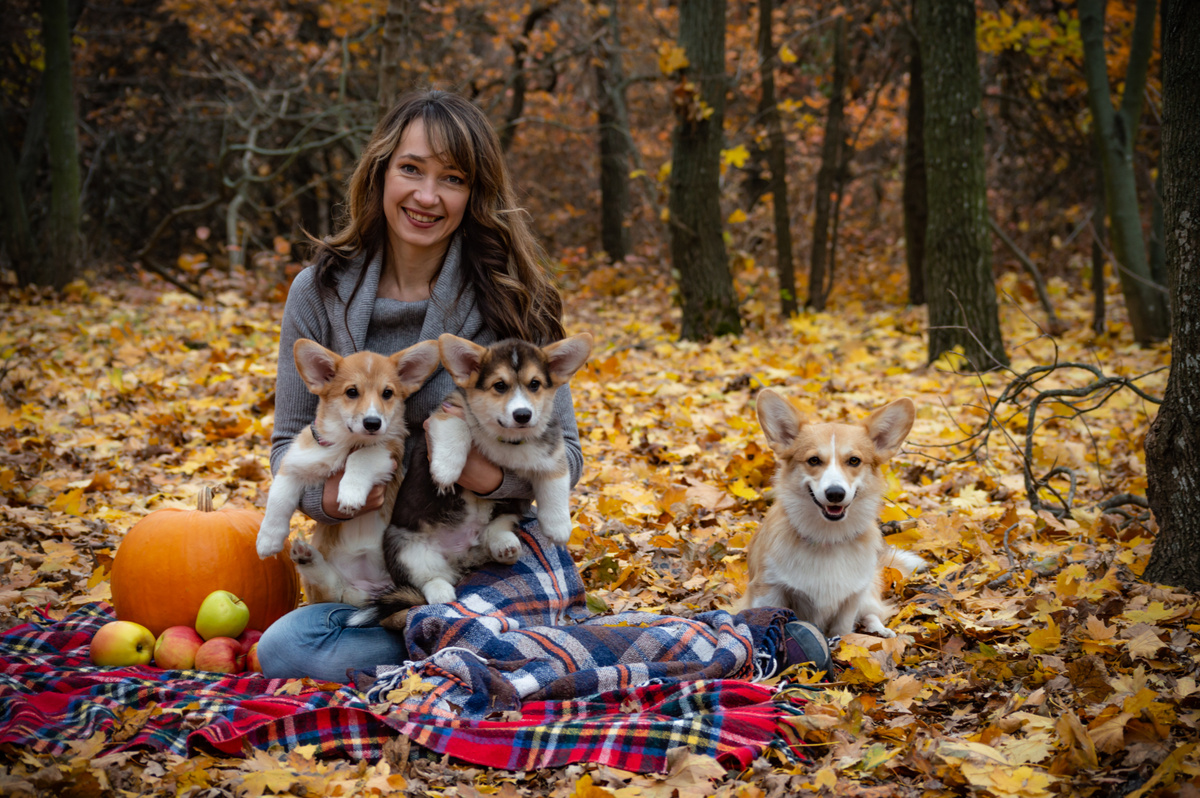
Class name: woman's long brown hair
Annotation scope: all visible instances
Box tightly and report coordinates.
[308,90,564,344]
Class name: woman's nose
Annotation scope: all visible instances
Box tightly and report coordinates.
[413,179,438,206]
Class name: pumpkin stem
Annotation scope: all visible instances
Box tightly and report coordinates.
[198,485,215,512]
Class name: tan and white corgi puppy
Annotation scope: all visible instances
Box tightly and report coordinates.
[744,389,924,638]
[255,338,440,607]
[350,333,592,629]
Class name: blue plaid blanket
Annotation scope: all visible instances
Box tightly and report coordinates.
[362,520,794,716]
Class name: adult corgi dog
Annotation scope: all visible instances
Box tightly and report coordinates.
[350,333,593,629]
[744,389,924,639]
[255,338,440,607]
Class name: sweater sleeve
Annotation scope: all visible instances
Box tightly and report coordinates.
[269,268,345,525]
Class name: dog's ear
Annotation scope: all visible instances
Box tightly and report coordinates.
[438,334,488,387]
[864,397,915,460]
[293,339,341,393]
[392,339,441,395]
[756,388,801,450]
[543,333,593,384]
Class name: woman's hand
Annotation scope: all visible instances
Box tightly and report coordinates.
[424,405,504,495]
[321,464,393,520]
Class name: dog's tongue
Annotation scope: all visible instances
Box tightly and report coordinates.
[826,505,844,516]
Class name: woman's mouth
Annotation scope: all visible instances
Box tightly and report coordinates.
[404,208,443,225]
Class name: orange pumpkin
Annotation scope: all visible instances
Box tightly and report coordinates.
[111,486,300,637]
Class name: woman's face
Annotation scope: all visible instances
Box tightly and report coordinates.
[382,119,471,267]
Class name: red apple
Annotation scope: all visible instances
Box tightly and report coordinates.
[235,628,263,655]
[194,636,245,673]
[245,641,262,673]
[90,620,156,667]
[153,625,204,670]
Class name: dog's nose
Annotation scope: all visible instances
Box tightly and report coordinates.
[512,408,532,425]
[825,486,846,504]
[363,416,382,432]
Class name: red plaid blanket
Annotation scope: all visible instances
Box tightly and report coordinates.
[0,604,805,772]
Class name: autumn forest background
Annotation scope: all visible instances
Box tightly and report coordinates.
[3,1,1200,796]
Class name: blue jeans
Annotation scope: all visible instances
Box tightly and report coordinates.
[257,602,408,681]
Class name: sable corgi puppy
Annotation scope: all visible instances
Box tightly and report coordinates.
[350,333,593,630]
[255,338,440,607]
[744,389,924,638]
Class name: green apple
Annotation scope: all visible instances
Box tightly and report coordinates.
[90,620,156,667]
[194,590,250,640]
[153,625,204,670]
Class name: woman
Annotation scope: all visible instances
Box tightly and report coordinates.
[256,90,829,684]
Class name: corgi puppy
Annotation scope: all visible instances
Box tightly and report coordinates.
[744,389,924,638]
[255,338,440,607]
[350,333,593,629]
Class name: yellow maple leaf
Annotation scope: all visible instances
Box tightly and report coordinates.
[657,43,689,75]
[722,144,750,168]
[779,44,798,64]
[1026,618,1061,654]
[726,208,748,224]
[1122,626,1164,660]
[50,487,85,516]
[950,485,989,510]
[384,671,435,705]
[729,478,760,501]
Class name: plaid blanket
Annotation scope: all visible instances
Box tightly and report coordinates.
[358,521,802,769]
[0,523,805,772]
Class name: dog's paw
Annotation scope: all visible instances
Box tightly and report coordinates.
[256,526,287,559]
[336,487,368,517]
[490,531,522,564]
[428,461,462,494]
[422,579,457,605]
[537,515,572,544]
[289,538,317,566]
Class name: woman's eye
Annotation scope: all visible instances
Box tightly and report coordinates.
[446,174,465,185]
[382,388,394,399]
[400,164,419,175]
[848,456,861,467]
[346,387,359,398]
[493,381,508,394]
[529,380,540,391]
[807,456,820,466]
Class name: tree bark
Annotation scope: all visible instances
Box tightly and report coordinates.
[594,1,632,263]
[807,16,847,312]
[1079,0,1170,343]
[918,0,1007,369]
[0,107,36,283]
[902,0,926,305]
[668,0,741,340]
[1144,0,1200,592]
[378,0,410,116]
[41,0,82,288]
[499,4,555,153]
[757,0,796,317]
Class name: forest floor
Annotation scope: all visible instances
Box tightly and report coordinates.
[1,258,1196,798]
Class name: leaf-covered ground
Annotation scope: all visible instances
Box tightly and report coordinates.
[1,263,1195,798]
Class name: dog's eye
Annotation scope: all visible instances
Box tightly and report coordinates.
[807,456,820,466]
[382,388,394,400]
[346,387,359,398]
[848,456,861,467]
[529,379,541,392]
[493,381,508,394]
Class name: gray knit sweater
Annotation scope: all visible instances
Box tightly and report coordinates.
[270,233,583,525]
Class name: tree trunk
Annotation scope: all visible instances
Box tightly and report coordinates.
[918,0,1007,369]
[41,0,81,288]
[0,108,37,283]
[757,0,796,317]
[668,0,741,340]
[807,16,846,312]
[500,4,555,153]
[378,0,410,116]
[1092,166,1108,334]
[1079,0,1170,343]
[594,1,632,263]
[902,0,927,305]
[1144,0,1200,592]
